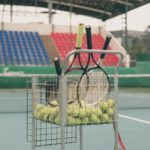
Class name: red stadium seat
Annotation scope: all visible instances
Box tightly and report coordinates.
[50,32,119,66]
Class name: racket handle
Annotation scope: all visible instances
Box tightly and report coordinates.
[75,23,84,49]
[54,57,62,76]
[118,133,126,150]
[101,35,112,59]
[85,25,92,49]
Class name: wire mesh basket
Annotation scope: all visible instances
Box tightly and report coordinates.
[27,50,123,150]
[27,76,78,147]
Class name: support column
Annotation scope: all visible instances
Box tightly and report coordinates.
[48,0,53,24]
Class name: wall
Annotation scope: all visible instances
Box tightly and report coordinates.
[0,22,99,34]
[0,63,150,88]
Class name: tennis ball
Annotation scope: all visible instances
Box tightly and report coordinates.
[81,117,89,125]
[96,118,101,124]
[92,108,102,117]
[71,105,79,117]
[79,108,86,119]
[47,107,53,115]
[67,104,75,115]
[67,116,76,125]
[90,114,98,124]
[108,116,113,123]
[72,108,79,117]
[34,111,40,119]
[101,114,109,123]
[55,115,60,124]
[38,109,46,119]
[75,118,82,125]
[49,114,55,123]
[35,104,45,112]
[80,100,86,107]
[43,113,49,121]
[49,100,59,106]
[69,105,79,117]
[97,109,103,117]
[86,107,92,117]
[107,99,115,108]
[107,108,114,117]
[51,107,59,117]
[99,101,108,112]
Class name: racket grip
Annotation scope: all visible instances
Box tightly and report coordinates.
[54,57,62,76]
[101,35,112,59]
[85,25,92,49]
[75,23,84,49]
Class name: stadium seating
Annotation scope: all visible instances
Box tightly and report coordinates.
[51,32,119,66]
[0,31,50,65]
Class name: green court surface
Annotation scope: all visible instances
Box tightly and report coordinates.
[0,88,150,150]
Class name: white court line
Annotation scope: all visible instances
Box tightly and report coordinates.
[119,114,150,125]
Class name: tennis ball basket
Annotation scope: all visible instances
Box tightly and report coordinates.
[27,50,124,150]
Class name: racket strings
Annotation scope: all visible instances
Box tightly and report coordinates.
[77,70,110,107]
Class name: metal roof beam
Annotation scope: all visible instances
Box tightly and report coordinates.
[39,0,112,16]
[53,1,112,16]
[107,0,133,6]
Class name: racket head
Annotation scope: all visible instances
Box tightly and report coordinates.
[78,67,109,107]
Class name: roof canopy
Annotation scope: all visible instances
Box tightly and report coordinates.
[0,0,149,21]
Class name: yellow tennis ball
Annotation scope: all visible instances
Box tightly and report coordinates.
[35,104,45,112]
[34,111,40,119]
[38,109,46,120]
[86,107,92,117]
[99,101,108,112]
[81,117,89,125]
[55,115,61,124]
[67,116,76,125]
[90,114,99,124]
[75,118,82,125]
[107,99,115,108]
[79,108,86,119]
[101,114,109,124]
[80,100,86,107]
[68,104,79,117]
[107,108,114,117]
[93,108,103,117]
[43,113,49,122]
[51,107,59,117]
[49,99,59,106]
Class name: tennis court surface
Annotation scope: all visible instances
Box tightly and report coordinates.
[0,87,150,150]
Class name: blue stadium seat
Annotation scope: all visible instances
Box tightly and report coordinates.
[35,32,51,65]
[0,30,50,66]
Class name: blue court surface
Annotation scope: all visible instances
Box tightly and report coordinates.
[0,88,150,150]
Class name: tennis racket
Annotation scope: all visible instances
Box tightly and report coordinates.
[78,26,126,149]
[65,23,85,74]
[46,23,85,106]
[45,57,62,106]
[77,25,111,107]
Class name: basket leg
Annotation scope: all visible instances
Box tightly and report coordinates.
[60,76,67,150]
[114,121,119,150]
[79,126,83,150]
[32,76,36,150]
